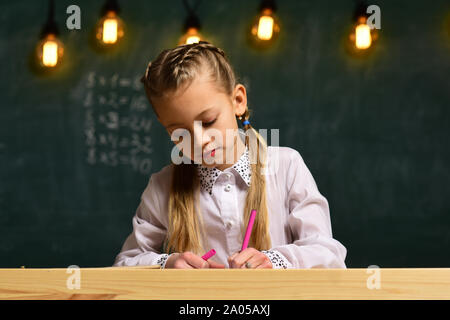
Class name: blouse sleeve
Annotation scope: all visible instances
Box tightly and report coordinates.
[267,149,347,269]
[112,174,175,268]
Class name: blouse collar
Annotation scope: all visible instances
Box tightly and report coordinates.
[196,146,251,195]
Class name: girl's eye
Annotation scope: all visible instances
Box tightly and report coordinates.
[203,119,216,127]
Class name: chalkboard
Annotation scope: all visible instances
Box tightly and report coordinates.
[0,0,449,268]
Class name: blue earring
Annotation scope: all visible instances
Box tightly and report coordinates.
[243,120,250,126]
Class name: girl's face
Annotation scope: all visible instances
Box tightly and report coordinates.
[152,68,247,170]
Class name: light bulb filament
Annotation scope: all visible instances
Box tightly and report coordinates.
[42,40,58,67]
[257,15,274,40]
[103,18,118,44]
[355,23,372,49]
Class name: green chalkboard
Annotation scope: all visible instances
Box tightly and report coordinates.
[0,0,449,268]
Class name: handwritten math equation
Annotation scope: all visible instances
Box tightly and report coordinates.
[83,72,153,175]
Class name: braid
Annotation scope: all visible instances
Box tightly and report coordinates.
[240,107,252,147]
[237,106,252,131]
[140,61,152,85]
[171,45,199,76]
[169,41,227,77]
[196,41,226,58]
[141,40,235,99]
[242,108,251,129]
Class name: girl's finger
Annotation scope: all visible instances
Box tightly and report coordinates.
[208,260,226,268]
[175,259,194,269]
[229,248,257,268]
[227,252,239,264]
[184,253,209,269]
[242,254,265,269]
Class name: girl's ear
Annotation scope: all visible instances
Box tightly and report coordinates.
[233,84,247,117]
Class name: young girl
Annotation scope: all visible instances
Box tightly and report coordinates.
[113,41,347,269]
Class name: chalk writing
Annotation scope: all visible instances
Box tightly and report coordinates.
[82,72,153,175]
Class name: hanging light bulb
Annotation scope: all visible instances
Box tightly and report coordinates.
[37,34,64,67]
[250,0,280,47]
[36,0,64,68]
[179,0,203,45]
[257,11,275,40]
[183,27,202,44]
[354,16,372,49]
[349,2,378,51]
[96,0,125,46]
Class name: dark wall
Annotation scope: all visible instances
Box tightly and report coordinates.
[0,0,449,268]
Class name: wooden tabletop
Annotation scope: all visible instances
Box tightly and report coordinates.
[0,267,449,300]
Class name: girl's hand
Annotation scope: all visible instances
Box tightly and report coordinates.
[227,248,273,269]
[165,251,226,269]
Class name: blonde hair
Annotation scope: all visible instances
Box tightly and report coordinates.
[140,41,272,255]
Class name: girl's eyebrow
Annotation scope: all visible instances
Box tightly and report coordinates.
[166,106,214,129]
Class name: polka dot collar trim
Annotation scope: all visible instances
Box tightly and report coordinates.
[196,146,251,195]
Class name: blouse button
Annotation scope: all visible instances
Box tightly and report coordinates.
[224,184,232,192]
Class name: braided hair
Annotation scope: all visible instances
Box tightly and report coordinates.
[141,41,232,99]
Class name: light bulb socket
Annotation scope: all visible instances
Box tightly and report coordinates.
[353,1,369,22]
[101,0,121,16]
[40,20,59,38]
[40,0,59,38]
[259,0,277,13]
[183,13,201,32]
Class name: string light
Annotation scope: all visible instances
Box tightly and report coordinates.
[179,0,204,45]
[95,0,125,46]
[349,2,378,51]
[36,0,64,68]
[355,18,372,49]
[249,0,280,48]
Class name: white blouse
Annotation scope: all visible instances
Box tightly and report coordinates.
[113,145,347,269]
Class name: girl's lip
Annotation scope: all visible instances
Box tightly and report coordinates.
[203,147,218,158]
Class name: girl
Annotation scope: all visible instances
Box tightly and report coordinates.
[113,41,347,269]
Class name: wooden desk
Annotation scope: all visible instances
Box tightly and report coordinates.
[0,268,449,299]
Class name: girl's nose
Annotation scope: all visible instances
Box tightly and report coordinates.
[192,122,213,149]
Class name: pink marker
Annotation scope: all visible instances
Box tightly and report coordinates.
[241,209,257,251]
[202,249,216,261]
